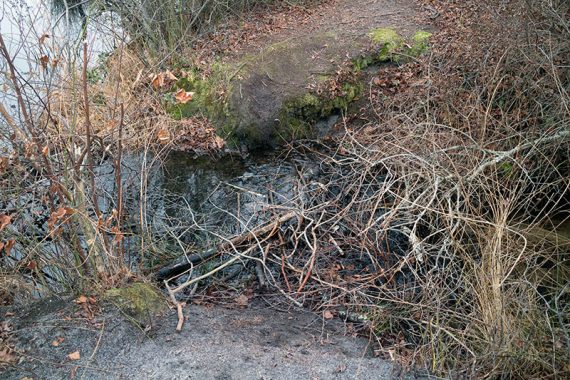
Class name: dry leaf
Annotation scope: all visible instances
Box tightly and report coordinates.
[26,260,37,270]
[174,89,195,104]
[0,347,16,366]
[0,214,11,231]
[150,71,178,89]
[67,351,80,360]
[323,310,334,320]
[157,129,169,143]
[3,240,15,256]
[151,73,164,89]
[54,208,66,219]
[52,336,65,347]
[111,226,124,243]
[235,294,249,307]
[75,295,88,304]
[47,207,74,230]
[42,145,49,156]
[165,70,177,81]
[213,136,225,149]
[39,55,49,70]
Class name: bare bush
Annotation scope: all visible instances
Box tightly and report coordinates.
[165,0,569,377]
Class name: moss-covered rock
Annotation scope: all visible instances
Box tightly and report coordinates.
[361,28,433,67]
[164,27,431,150]
[104,282,167,328]
[279,81,363,138]
[408,30,432,57]
[369,28,405,61]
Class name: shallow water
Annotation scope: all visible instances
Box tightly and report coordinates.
[0,0,121,126]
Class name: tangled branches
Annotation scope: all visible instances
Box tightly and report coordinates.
[164,1,570,376]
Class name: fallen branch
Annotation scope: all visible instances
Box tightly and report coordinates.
[158,212,298,291]
[164,279,184,332]
[156,211,298,281]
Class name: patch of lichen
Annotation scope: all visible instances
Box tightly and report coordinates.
[104,282,167,328]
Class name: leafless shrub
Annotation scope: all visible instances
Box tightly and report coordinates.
[167,0,569,377]
[268,0,569,376]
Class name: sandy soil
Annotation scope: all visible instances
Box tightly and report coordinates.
[2,297,424,379]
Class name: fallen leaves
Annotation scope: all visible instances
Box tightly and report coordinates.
[0,214,11,231]
[47,207,75,232]
[174,89,195,104]
[52,336,65,347]
[0,240,15,256]
[0,157,8,174]
[150,71,177,90]
[0,346,16,367]
[235,294,249,307]
[75,295,98,320]
[0,322,16,368]
[323,310,334,320]
[67,350,80,360]
[157,116,225,152]
[157,129,170,143]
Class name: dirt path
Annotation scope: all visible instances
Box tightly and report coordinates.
[2,297,421,379]
[239,0,420,54]
[186,0,426,148]
[196,0,422,59]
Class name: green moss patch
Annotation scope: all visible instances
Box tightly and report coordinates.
[369,28,405,61]
[409,30,432,57]
[359,28,432,68]
[167,63,235,123]
[278,81,363,141]
[104,282,167,328]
